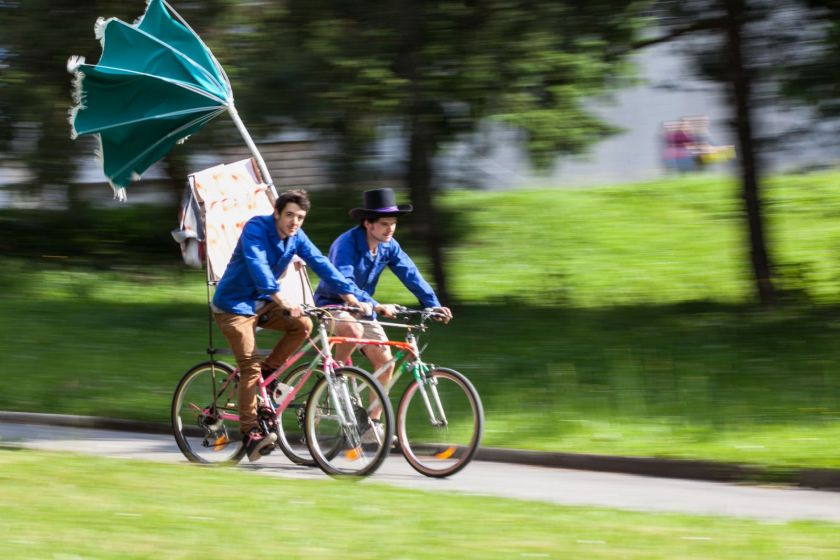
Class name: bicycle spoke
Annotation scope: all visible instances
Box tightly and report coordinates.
[172,361,245,464]
[305,366,393,477]
[275,365,323,466]
[397,368,483,478]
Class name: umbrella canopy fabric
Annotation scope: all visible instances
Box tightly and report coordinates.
[68,0,233,199]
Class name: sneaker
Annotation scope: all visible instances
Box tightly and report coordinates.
[360,421,385,445]
[243,428,277,462]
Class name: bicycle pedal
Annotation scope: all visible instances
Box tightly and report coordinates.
[212,435,230,450]
[434,446,457,460]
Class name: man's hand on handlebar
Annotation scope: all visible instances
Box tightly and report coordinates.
[375,303,399,318]
[431,306,453,324]
[341,294,373,317]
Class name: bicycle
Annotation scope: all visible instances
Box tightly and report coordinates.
[171,305,395,477]
[277,306,484,478]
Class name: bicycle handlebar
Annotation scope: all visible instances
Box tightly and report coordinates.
[300,304,366,319]
[300,304,448,329]
[392,305,448,321]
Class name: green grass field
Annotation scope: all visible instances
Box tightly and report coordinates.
[1,449,838,559]
[2,170,840,470]
[439,171,840,305]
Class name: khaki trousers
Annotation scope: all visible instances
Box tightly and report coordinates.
[214,303,312,432]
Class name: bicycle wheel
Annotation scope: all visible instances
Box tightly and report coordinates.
[274,364,323,466]
[397,367,483,478]
[304,366,394,477]
[171,361,246,464]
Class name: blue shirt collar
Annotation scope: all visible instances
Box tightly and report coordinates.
[352,225,368,251]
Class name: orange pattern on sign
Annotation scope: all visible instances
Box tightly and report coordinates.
[189,158,274,281]
[188,158,314,306]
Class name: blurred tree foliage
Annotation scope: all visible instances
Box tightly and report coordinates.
[777,0,840,118]
[3,1,840,305]
[642,0,840,305]
[226,0,650,303]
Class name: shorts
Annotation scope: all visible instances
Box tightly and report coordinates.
[328,310,388,343]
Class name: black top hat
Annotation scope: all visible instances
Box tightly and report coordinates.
[349,188,413,220]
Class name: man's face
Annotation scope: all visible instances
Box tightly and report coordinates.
[365,217,398,244]
[275,202,307,238]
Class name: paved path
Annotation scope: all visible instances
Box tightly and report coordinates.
[3,422,840,523]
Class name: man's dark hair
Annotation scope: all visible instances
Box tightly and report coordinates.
[275,189,311,213]
[360,215,398,227]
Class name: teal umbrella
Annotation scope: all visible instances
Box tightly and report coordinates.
[68,0,273,200]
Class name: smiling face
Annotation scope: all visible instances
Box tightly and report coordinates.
[364,216,398,247]
[274,202,307,239]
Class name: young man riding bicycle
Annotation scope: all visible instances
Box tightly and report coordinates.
[212,189,370,461]
[313,188,452,436]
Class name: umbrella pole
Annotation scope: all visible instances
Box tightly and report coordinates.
[228,105,278,201]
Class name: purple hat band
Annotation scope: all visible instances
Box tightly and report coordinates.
[373,206,400,212]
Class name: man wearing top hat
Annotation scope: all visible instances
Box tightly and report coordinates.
[314,188,452,432]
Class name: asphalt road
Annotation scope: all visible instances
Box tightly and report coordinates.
[2,421,840,523]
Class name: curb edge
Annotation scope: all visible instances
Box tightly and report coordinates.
[3,411,839,491]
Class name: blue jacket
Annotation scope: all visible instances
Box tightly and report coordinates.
[213,214,361,315]
[313,225,440,309]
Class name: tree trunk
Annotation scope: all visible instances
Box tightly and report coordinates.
[36,108,84,210]
[164,152,189,204]
[407,114,451,306]
[724,0,776,305]
[396,0,451,305]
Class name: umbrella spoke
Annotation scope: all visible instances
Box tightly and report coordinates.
[82,63,229,105]
[105,19,229,97]
[106,109,226,186]
[101,19,229,100]
[78,105,226,136]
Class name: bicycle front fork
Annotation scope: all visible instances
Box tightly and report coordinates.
[417,375,448,427]
[326,373,360,437]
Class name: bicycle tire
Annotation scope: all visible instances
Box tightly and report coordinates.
[304,366,394,477]
[171,361,246,464]
[397,367,483,478]
[274,364,322,466]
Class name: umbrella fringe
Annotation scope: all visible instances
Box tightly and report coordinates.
[109,183,128,202]
[67,58,87,140]
[94,17,111,47]
[67,105,81,140]
[67,55,86,74]
[94,140,128,201]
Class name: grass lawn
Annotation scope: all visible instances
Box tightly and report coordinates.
[2,170,840,470]
[1,448,838,559]
[438,171,840,305]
